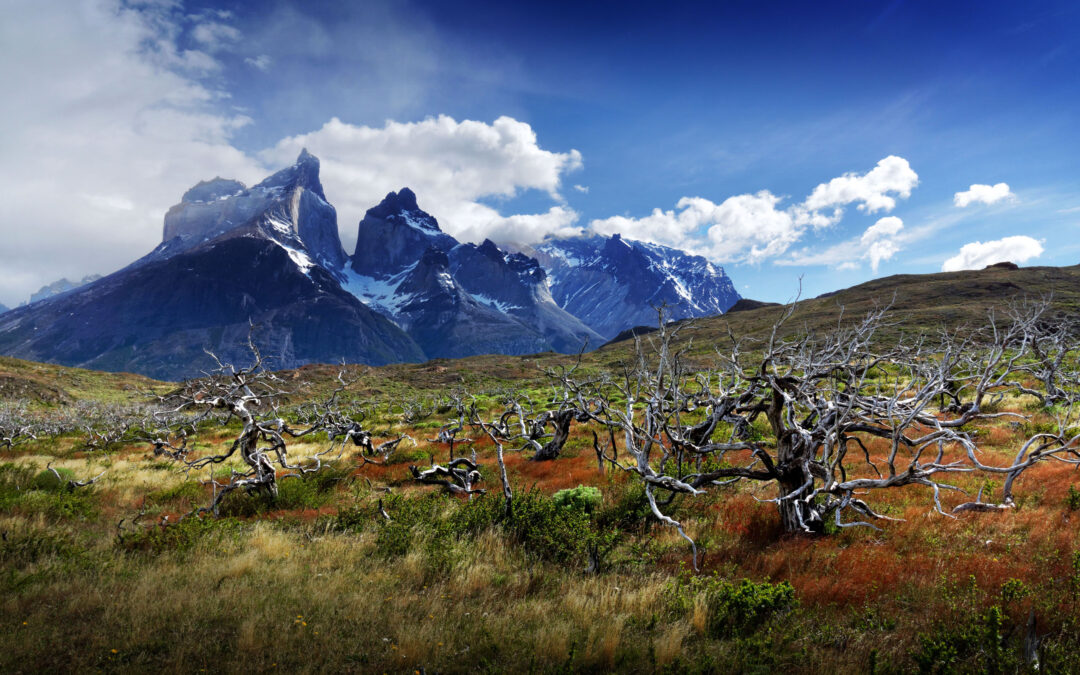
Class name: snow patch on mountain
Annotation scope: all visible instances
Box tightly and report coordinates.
[522,234,741,338]
[341,265,418,318]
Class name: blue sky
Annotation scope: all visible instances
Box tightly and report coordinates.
[2,0,1079,305]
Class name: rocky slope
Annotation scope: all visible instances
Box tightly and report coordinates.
[447,240,603,352]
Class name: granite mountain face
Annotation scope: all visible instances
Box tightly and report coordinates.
[350,187,457,278]
[0,151,421,379]
[0,151,739,379]
[345,189,605,356]
[148,148,348,272]
[515,234,740,339]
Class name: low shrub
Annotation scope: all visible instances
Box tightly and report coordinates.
[503,490,593,563]
[552,485,602,514]
[0,463,98,520]
[146,480,205,507]
[1066,485,1080,511]
[913,605,1016,674]
[0,526,77,565]
[666,572,797,637]
[596,480,652,532]
[30,467,76,491]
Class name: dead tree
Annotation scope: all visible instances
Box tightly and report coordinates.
[543,301,1080,568]
[151,340,361,516]
[465,396,520,517]
[0,402,36,449]
[428,392,473,461]
[410,457,485,496]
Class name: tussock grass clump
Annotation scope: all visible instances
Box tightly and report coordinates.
[116,515,244,554]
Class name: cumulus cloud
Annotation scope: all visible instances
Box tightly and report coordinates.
[591,192,806,263]
[860,215,904,244]
[587,157,917,264]
[803,155,919,214]
[779,216,905,273]
[0,0,263,305]
[860,216,904,272]
[941,236,1043,271]
[953,182,1015,207]
[573,184,589,194]
[260,115,583,249]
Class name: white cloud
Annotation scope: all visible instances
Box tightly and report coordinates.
[0,0,263,305]
[587,157,917,264]
[861,216,904,272]
[573,184,589,194]
[941,236,1043,271]
[454,205,581,245]
[779,216,905,273]
[703,192,805,263]
[860,215,904,244]
[803,155,918,214]
[953,182,1015,207]
[590,191,803,263]
[261,115,583,250]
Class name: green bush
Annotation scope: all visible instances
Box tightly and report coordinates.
[1000,578,1031,605]
[0,527,77,565]
[0,463,38,503]
[667,573,797,637]
[0,464,98,520]
[552,485,602,514]
[596,480,652,532]
[343,489,601,567]
[19,489,98,520]
[146,480,205,507]
[503,490,593,563]
[913,605,1016,674]
[30,467,76,491]
[1066,484,1080,511]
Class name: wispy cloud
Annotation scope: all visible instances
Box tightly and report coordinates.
[244,54,272,71]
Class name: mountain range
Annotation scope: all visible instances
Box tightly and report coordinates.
[0,151,739,379]
[26,275,103,306]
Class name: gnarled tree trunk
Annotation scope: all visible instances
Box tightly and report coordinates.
[533,409,574,461]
